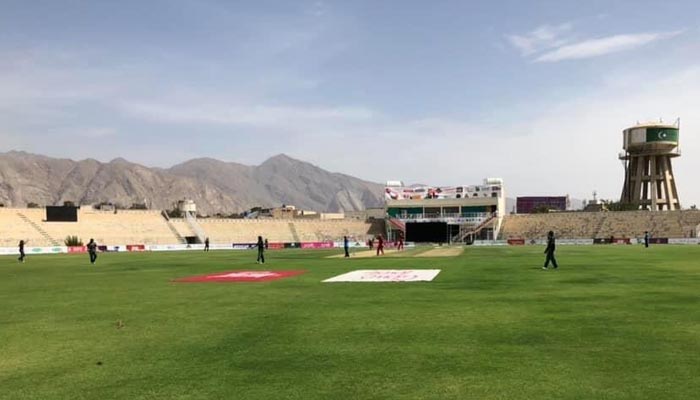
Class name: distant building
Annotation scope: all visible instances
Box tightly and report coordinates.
[270,205,298,219]
[177,199,197,214]
[517,196,569,214]
[384,178,506,242]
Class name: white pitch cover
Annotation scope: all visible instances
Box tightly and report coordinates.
[323,269,441,283]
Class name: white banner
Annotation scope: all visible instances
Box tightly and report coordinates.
[0,246,67,256]
[148,244,196,252]
[323,269,441,283]
[558,239,595,245]
[668,238,700,245]
[0,247,19,255]
[472,240,509,246]
[104,245,128,252]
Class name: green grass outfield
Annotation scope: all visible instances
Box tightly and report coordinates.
[1,245,700,400]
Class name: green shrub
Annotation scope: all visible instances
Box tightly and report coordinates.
[64,235,83,246]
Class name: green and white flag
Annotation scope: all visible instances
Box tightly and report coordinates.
[646,128,678,142]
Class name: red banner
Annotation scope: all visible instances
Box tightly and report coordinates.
[126,244,146,252]
[508,239,525,246]
[268,242,285,250]
[68,246,86,253]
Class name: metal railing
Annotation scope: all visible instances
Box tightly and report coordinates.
[392,212,493,224]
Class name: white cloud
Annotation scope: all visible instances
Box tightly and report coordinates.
[506,23,573,56]
[507,20,684,62]
[535,31,683,62]
[308,1,328,17]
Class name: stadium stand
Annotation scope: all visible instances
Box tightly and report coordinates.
[5,205,696,247]
[197,219,296,243]
[293,219,384,242]
[0,208,59,247]
[167,218,196,242]
[197,218,385,244]
[499,212,604,240]
[0,206,387,247]
[500,210,700,240]
[10,208,182,246]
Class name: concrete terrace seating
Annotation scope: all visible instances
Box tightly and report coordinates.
[0,208,54,247]
[197,218,384,244]
[16,208,180,245]
[292,219,381,242]
[0,209,387,248]
[500,212,604,240]
[501,210,700,240]
[679,210,700,237]
[168,218,197,238]
[596,211,653,239]
[197,219,296,244]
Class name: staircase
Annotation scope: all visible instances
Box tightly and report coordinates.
[452,214,497,243]
[288,222,301,242]
[16,212,61,246]
[592,214,607,238]
[185,211,207,244]
[161,211,187,244]
[388,218,406,233]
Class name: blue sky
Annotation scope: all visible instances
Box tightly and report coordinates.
[1,0,700,205]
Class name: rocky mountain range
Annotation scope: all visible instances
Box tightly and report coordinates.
[0,151,384,214]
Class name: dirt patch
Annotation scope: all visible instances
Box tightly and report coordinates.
[414,247,464,257]
[327,249,406,258]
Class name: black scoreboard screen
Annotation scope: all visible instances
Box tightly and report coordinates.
[405,222,448,243]
[46,206,79,222]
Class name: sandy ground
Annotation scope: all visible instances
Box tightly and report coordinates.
[413,247,464,257]
[327,247,463,258]
[327,249,407,258]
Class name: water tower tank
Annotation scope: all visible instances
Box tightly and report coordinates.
[622,123,679,153]
[619,120,681,211]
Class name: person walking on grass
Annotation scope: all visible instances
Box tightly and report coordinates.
[542,230,558,270]
[256,236,265,264]
[376,235,385,256]
[18,240,26,263]
[397,232,405,251]
[344,236,350,258]
[87,238,98,265]
[644,231,650,248]
[204,237,210,252]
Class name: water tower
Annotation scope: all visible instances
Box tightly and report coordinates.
[619,120,681,210]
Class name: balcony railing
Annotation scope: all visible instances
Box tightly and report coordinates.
[393,212,494,224]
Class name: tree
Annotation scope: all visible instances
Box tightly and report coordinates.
[129,203,148,210]
[532,204,553,214]
[64,235,83,246]
[166,208,183,218]
[602,200,639,212]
